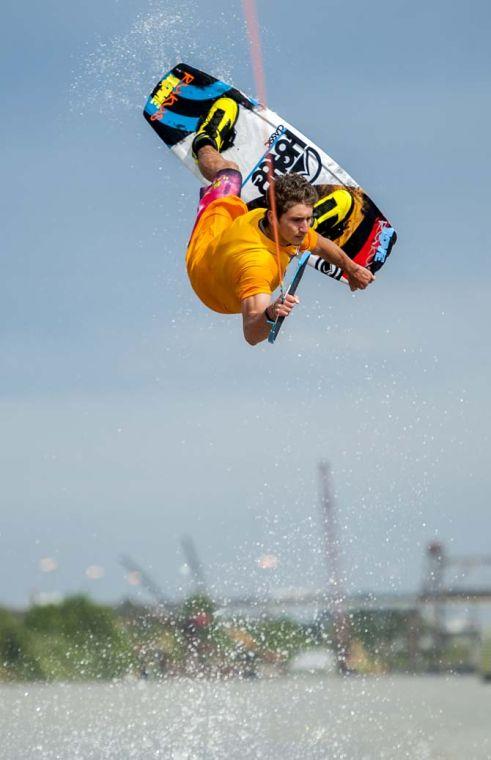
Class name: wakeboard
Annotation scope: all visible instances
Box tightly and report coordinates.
[143,63,397,284]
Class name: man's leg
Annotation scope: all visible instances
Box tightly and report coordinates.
[195,145,239,182]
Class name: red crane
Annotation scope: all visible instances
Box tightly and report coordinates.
[318,461,350,673]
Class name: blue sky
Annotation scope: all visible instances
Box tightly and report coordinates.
[1,0,491,607]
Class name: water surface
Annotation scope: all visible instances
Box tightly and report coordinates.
[1,674,490,759]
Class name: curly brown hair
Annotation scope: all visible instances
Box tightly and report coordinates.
[267,173,318,218]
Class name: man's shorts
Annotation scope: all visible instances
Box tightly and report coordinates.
[185,170,248,312]
[193,168,243,226]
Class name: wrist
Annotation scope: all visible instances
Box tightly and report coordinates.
[344,257,357,276]
[264,304,276,324]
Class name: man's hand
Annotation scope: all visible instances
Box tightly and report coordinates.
[313,234,375,292]
[268,293,300,319]
[241,292,300,345]
[345,262,375,292]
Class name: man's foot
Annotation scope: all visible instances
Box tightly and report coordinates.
[192,97,239,159]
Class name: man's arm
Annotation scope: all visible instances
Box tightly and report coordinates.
[311,234,375,291]
[241,292,299,346]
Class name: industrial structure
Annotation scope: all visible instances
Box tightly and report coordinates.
[118,465,491,673]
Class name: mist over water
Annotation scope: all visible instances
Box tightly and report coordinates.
[70,0,248,117]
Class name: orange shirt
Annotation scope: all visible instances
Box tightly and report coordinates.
[185,197,319,314]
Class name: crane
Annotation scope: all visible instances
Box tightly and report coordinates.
[318,461,350,673]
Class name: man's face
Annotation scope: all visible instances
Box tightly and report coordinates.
[269,203,314,247]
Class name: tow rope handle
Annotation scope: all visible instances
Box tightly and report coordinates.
[268,251,310,345]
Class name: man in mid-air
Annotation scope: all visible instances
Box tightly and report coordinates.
[186,97,374,345]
